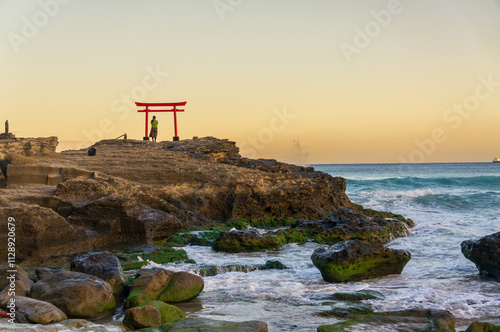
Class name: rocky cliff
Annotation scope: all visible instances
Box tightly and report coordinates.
[0,137,58,157]
[0,137,352,263]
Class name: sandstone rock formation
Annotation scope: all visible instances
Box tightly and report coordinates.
[0,137,353,263]
[311,240,411,283]
[0,137,58,157]
[0,203,87,261]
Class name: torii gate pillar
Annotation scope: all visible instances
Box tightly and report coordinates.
[135,102,187,141]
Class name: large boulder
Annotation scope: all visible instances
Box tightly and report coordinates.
[8,296,67,325]
[139,317,268,332]
[212,229,286,253]
[461,232,500,280]
[70,252,126,294]
[0,265,34,298]
[294,207,412,245]
[30,266,116,319]
[125,267,204,308]
[311,240,411,282]
[124,305,162,329]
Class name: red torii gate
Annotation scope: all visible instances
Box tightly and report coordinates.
[136,101,186,141]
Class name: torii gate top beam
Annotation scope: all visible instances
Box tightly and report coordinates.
[136,102,187,107]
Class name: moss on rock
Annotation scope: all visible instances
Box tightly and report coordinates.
[311,240,411,283]
[138,300,185,324]
[213,229,287,253]
[116,248,189,271]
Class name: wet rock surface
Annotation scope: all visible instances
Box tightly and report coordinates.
[123,305,162,329]
[30,266,116,319]
[125,267,204,308]
[317,309,456,332]
[213,229,287,253]
[139,317,268,332]
[311,240,411,282]
[70,252,126,294]
[293,206,413,245]
[461,232,500,280]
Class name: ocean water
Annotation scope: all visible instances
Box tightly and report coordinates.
[160,163,500,331]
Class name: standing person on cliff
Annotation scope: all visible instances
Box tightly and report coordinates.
[150,116,158,142]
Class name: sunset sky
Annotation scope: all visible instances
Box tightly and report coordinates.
[1,0,500,164]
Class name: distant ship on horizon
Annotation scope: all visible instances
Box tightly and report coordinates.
[493,157,500,163]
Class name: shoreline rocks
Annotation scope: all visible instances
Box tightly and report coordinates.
[70,252,127,295]
[125,267,204,308]
[123,305,162,329]
[311,240,411,283]
[317,309,456,332]
[10,296,67,325]
[293,206,413,245]
[213,229,287,253]
[461,232,500,280]
[139,317,269,332]
[30,266,116,319]
[0,136,355,263]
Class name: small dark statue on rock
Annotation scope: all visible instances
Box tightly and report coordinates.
[0,120,15,139]
[88,146,96,156]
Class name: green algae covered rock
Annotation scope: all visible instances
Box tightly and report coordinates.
[331,290,384,302]
[116,247,189,271]
[157,271,204,302]
[213,229,287,253]
[138,301,184,324]
[294,207,412,245]
[311,240,410,283]
[465,321,500,332]
[125,267,204,308]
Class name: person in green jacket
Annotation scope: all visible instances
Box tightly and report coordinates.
[150,116,158,142]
